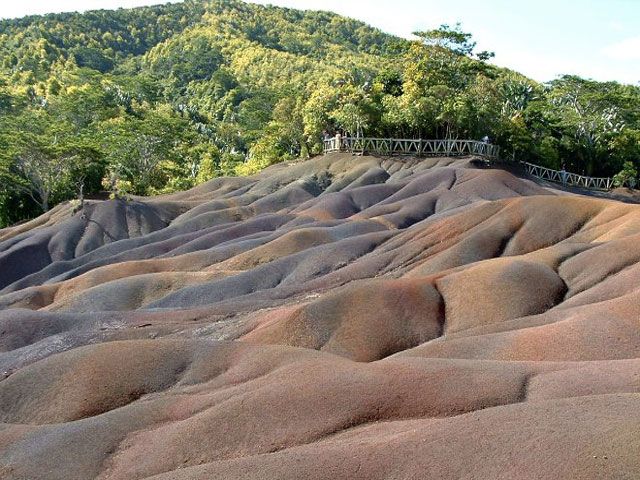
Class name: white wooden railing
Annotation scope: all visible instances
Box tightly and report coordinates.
[521,162,637,191]
[521,162,611,190]
[323,137,500,160]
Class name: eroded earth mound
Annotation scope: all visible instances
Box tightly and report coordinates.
[1,154,639,479]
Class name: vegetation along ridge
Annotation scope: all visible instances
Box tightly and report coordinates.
[1,0,639,227]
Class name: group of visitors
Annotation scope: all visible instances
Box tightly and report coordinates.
[323,130,344,151]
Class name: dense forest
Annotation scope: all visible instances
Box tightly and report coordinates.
[1,0,639,227]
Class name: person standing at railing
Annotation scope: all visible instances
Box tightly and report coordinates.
[481,136,491,159]
[335,131,342,152]
[560,163,568,187]
[322,130,331,152]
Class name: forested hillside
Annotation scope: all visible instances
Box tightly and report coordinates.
[1,0,639,227]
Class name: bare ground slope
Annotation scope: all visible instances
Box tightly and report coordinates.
[1,154,639,479]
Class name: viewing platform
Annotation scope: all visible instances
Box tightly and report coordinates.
[324,136,635,191]
[323,137,500,160]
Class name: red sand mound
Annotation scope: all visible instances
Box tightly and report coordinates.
[1,153,640,479]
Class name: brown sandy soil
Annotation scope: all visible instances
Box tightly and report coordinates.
[1,153,639,479]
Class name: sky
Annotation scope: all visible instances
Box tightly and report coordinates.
[1,0,638,85]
